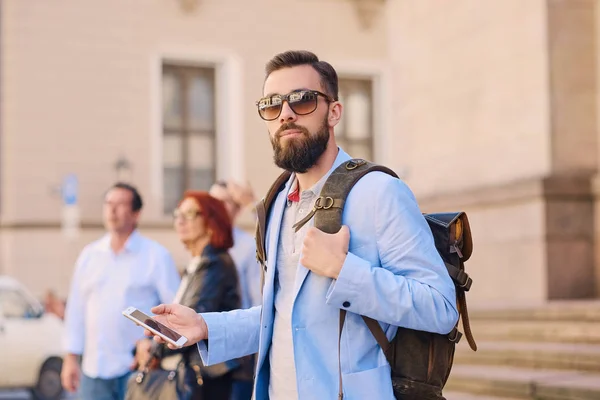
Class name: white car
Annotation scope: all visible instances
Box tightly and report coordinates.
[0,276,65,400]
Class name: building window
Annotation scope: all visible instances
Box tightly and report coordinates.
[336,78,374,161]
[162,64,216,214]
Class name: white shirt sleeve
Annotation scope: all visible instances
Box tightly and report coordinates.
[63,248,89,354]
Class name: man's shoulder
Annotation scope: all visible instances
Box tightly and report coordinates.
[135,234,171,255]
[81,235,108,254]
[354,168,398,184]
[343,169,418,214]
[232,227,257,257]
[234,227,254,243]
[348,169,408,196]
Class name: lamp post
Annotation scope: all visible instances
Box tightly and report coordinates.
[350,0,385,30]
[114,155,133,182]
[179,0,200,13]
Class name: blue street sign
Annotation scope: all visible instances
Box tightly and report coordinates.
[62,174,78,206]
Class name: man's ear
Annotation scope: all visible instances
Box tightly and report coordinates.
[328,102,343,128]
[132,211,142,227]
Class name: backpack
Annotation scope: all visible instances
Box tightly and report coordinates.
[255,159,477,400]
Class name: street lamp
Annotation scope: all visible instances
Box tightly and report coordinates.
[178,0,200,13]
[350,0,385,30]
[114,155,133,182]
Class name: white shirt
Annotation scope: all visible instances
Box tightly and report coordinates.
[230,227,261,308]
[173,256,201,304]
[269,174,327,400]
[63,231,181,379]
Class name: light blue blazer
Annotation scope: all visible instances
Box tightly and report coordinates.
[198,148,458,399]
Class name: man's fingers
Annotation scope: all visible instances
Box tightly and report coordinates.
[61,368,79,393]
[73,371,80,391]
[62,381,74,393]
[338,225,350,238]
[152,335,166,344]
[150,304,167,314]
[64,375,78,393]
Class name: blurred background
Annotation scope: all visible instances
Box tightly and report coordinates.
[1,0,600,399]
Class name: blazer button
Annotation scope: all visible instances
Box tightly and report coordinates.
[343,301,351,308]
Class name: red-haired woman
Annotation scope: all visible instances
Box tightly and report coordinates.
[132,191,241,400]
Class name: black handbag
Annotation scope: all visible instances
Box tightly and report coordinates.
[125,348,193,400]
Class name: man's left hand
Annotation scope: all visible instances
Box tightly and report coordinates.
[301,225,350,279]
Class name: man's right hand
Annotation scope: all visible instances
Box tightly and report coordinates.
[145,304,208,349]
[60,354,81,393]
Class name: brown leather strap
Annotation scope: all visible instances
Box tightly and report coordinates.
[457,290,477,351]
[361,316,393,365]
[314,161,397,234]
[255,201,267,265]
[293,207,317,232]
[338,310,346,400]
[255,171,292,296]
[255,201,267,296]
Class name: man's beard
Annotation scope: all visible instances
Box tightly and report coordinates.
[270,117,329,173]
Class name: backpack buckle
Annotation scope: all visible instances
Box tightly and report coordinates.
[461,276,473,291]
[455,270,472,291]
[448,327,463,343]
[315,196,335,210]
[345,159,366,170]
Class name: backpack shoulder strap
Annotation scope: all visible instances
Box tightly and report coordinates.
[255,170,292,266]
[313,159,398,233]
[317,159,397,400]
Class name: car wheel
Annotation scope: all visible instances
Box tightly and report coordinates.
[33,357,64,400]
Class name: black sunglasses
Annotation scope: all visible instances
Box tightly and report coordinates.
[256,90,334,121]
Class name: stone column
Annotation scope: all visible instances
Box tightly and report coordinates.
[545,0,597,298]
[387,0,599,303]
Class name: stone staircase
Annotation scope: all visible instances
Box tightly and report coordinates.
[443,301,600,400]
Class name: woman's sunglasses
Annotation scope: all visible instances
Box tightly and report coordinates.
[173,209,202,221]
[255,90,334,121]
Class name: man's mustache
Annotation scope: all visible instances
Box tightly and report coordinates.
[275,123,309,139]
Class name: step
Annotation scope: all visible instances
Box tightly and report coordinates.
[445,365,600,400]
[469,301,600,322]
[444,391,522,400]
[467,319,600,344]
[454,341,600,372]
[535,373,600,400]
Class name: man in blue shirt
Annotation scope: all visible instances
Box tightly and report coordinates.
[146,51,458,400]
[61,183,180,400]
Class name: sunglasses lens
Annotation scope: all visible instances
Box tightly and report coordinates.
[259,105,281,121]
[289,91,318,115]
[256,91,319,120]
[258,96,282,121]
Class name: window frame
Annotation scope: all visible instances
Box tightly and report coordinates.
[161,64,217,214]
[152,52,245,220]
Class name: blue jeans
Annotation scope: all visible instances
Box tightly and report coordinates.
[230,379,253,400]
[79,372,130,400]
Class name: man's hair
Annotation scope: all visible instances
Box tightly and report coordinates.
[265,50,339,101]
[110,182,143,212]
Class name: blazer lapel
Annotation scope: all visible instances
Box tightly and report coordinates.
[292,255,310,302]
[262,180,291,305]
[256,175,293,372]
